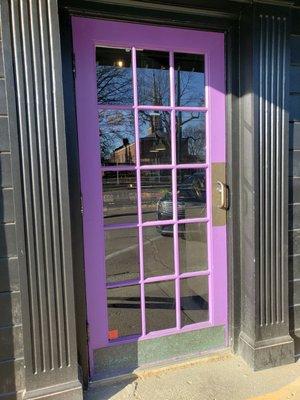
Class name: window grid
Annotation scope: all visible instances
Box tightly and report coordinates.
[99,47,211,342]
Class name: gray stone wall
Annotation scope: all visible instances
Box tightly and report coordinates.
[289,9,300,356]
[0,15,25,400]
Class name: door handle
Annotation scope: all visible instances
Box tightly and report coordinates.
[216,181,229,210]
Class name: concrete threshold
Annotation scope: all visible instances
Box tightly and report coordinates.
[85,351,300,400]
[89,348,231,388]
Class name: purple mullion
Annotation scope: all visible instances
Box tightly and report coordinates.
[177,218,209,224]
[175,106,208,112]
[107,272,187,289]
[107,334,140,346]
[132,46,147,337]
[104,217,209,231]
[139,164,208,170]
[175,163,208,170]
[137,105,208,112]
[102,164,208,172]
[142,218,208,227]
[170,51,181,330]
[141,219,175,227]
[140,164,174,170]
[180,270,210,279]
[97,104,208,112]
[144,274,175,284]
[138,105,171,111]
[205,52,213,325]
[142,320,212,340]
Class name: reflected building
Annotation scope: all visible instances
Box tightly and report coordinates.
[104,112,204,167]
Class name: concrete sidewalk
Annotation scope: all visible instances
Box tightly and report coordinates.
[86,351,300,400]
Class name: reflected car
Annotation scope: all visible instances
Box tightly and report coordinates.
[156,172,206,236]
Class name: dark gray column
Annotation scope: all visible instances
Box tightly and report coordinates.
[1,0,83,398]
[238,3,294,370]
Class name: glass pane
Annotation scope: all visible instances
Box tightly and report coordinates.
[178,223,208,273]
[174,53,205,107]
[107,285,141,339]
[137,50,170,106]
[96,47,133,105]
[180,277,209,327]
[103,171,137,224]
[145,281,176,333]
[177,169,206,219]
[139,111,171,165]
[143,226,174,278]
[176,111,206,164]
[141,170,173,222]
[99,110,135,166]
[105,228,139,283]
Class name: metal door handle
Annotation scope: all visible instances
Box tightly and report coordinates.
[216,181,229,210]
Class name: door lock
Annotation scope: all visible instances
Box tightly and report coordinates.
[216,181,229,210]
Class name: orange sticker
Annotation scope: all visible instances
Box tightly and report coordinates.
[108,330,119,340]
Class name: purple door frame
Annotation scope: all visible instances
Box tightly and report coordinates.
[72,17,227,374]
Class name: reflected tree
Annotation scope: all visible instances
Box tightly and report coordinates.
[97,55,205,164]
[96,64,133,105]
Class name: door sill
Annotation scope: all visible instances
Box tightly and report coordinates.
[89,347,231,388]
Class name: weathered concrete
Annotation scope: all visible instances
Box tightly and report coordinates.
[86,352,300,400]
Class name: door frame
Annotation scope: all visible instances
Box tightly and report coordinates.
[59,3,241,385]
[72,16,228,373]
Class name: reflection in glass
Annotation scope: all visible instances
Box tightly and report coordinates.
[137,50,170,106]
[145,281,176,333]
[176,112,206,164]
[177,169,206,219]
[99,110,135,166]
[174,53,205,107]
[180,277,209,326]
[107,285,141,339]
[96,47,133,105]
[143,227,174,278]
[139,111,171,165]
[179,223,207,273]
[141,170,172,222]
[103,171,137,224]
[105,228,139,283]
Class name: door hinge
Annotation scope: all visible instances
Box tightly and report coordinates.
[80,195,84,215]
[86,322,89,342]
[72,52,76,79]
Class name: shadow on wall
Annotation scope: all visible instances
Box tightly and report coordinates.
[0,20,21,397]
[0,143,18,396]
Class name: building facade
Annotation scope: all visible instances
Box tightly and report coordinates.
[0,0,300,398]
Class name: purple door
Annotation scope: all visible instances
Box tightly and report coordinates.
[72,18,227,373]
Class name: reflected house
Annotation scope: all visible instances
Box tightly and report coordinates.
[110,138,136,165]
[108,112,201,166]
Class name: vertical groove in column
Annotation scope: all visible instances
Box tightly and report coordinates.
[281,17,287,323]
[28,0,52,372]
[37,0,59,369]
[264,15,270,326]
[270,16,275,325]
[44,0,67,368]
[258,13,288,328]
[275,17,281,324]
[259,14,265,326]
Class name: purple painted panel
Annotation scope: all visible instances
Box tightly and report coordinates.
[72,17,227,375]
